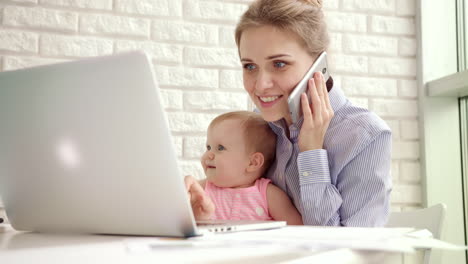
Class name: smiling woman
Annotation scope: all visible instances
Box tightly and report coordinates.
[239,25,316,125]
[230,0,392,227]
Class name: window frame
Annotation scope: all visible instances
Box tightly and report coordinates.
[461,96,468,258]
[458,0,466,71]
[466,0,468,62]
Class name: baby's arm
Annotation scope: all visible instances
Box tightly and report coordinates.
[267,184,303,225]
[184,176,215,220]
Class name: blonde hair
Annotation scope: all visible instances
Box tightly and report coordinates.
[235,0,329,57]
[209,111,276,173]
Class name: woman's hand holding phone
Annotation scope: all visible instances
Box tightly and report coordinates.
[298,72,334,152]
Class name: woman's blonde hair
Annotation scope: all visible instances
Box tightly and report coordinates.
[235,0,329,57]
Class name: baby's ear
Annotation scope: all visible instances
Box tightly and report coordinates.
[246,152,264,172]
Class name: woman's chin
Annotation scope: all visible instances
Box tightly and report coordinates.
[254,102,289,123]
[259,112,285,123]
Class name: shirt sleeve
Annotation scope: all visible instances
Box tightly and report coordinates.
[297,149,342,226]
[297,131,392,227]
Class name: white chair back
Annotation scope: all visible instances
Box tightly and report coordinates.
[386,203,447,264]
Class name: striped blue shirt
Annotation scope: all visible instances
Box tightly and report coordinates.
[265,84,392,227]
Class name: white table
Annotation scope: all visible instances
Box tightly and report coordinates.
[0,225,406,264]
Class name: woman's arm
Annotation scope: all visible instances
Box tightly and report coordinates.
[294,70,391,226]
[297,131,392,226]
[267,184,303,225]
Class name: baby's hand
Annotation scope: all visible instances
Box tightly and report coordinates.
[184,176,215,220]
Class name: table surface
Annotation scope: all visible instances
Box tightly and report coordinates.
[0,225,404,264]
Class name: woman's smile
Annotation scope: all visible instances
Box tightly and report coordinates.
[258,95,284,107]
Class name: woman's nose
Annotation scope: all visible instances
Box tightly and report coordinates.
[255,71,274,92]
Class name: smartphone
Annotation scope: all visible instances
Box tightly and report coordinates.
[287,51,330,124]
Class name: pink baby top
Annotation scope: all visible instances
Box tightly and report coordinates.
[205,178,273,220]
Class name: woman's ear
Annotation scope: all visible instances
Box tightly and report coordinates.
[246,152,264,172]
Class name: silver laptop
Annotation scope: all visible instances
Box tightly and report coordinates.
[0,51,285,237]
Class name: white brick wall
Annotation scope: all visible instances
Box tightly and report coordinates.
[40,34,113,57]
[0,30,38,53]
[115,0,182,17]
[4,6,78,32]
[0,0,421,213]
[184,1,248,23]
[80,13,150,37]
[41,0,113,10]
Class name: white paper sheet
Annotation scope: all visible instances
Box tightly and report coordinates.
[124,226,467,255]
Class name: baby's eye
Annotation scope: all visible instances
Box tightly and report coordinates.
[243,63,256,71]
[206,145,211,151]
[274,61,287,68]
[217,145,226,151]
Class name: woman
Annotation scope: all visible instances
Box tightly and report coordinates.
[234,0,392,226]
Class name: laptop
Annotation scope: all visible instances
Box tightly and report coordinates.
[0,51,285,237]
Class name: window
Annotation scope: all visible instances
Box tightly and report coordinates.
[465,0,468,65]
[420,0,468,262]
[458,1,468,262]
[459,0,467,71]
[462,90,468,263]
[462,97,468,252]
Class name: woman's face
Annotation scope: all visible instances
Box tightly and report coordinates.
[239,25,315,124]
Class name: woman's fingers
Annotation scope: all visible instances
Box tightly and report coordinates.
[309,76,322,123]
[309,74,323,125]
[297,71,333,152]
[324,79,332,112]
[301,93,312,122]
[318,72,332,114]
[315,72,324,98]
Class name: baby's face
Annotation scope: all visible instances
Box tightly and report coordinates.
[201,119,253,188]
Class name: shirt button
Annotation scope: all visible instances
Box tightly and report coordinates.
[236,194,241,199]
[302,172,309,177]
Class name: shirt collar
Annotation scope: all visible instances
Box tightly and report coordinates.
[328,82,347,113]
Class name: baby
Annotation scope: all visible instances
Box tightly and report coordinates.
[185,111,303,225]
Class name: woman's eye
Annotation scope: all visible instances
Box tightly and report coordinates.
[206,145,211,151]
[243,64,256,71]
[274,61,286,68]
[217,145,226,151]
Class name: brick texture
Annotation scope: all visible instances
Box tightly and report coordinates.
[115,0,182,17]
[79,13,150,37]
[4,6,78,32]
[41,0,112,10]
[0,0,422,211]
[0,30,38,53]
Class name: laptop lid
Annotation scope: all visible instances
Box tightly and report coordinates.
[0,51,200,237]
